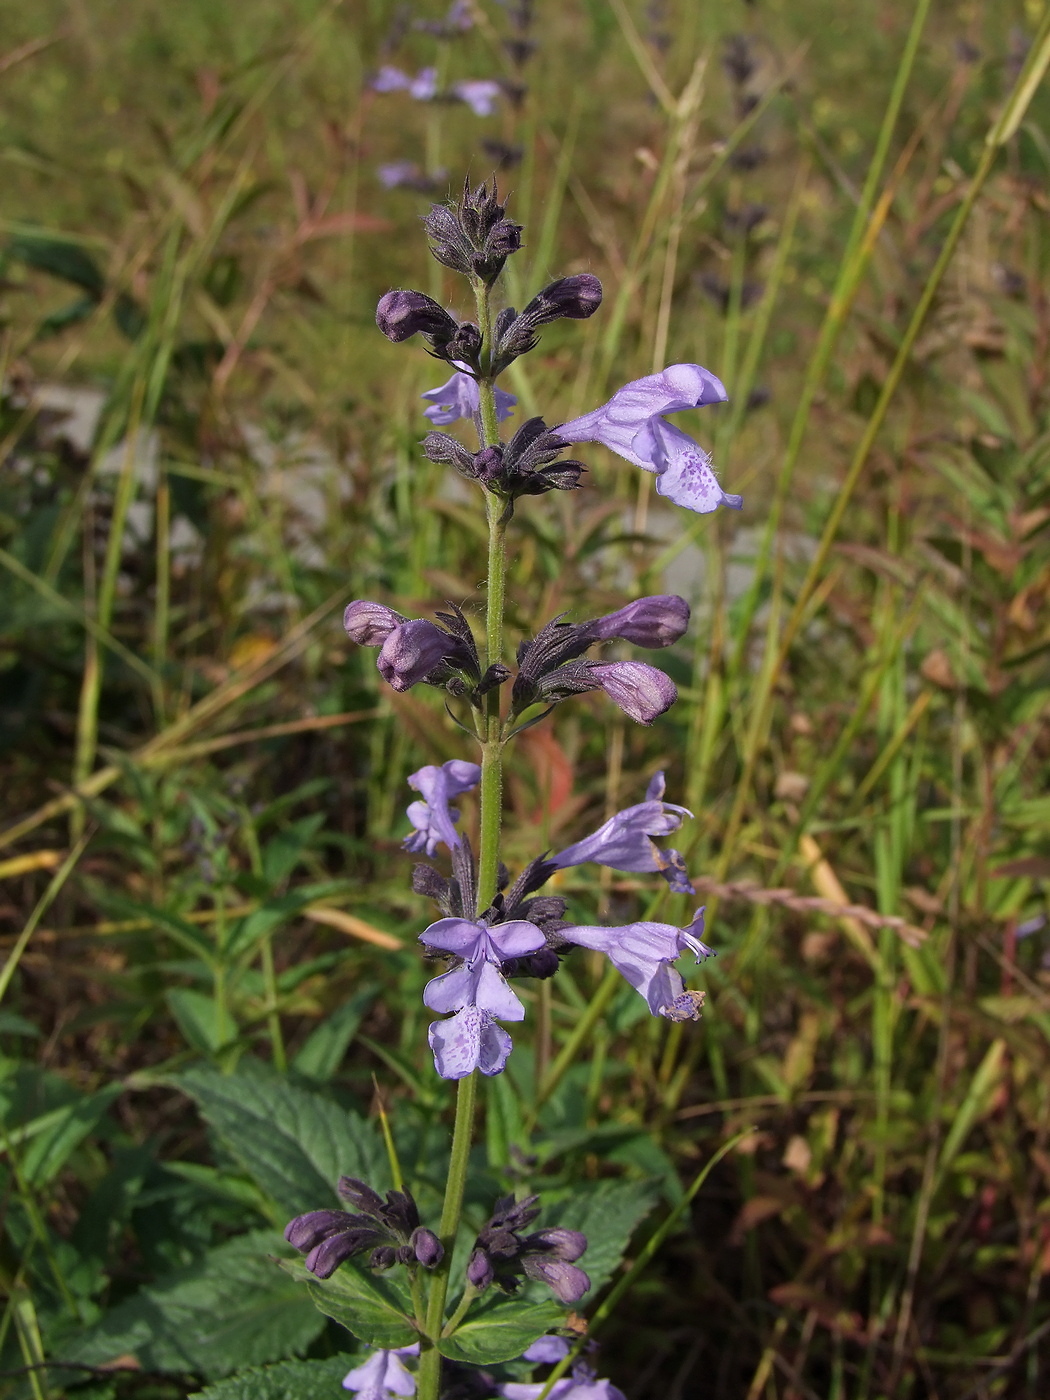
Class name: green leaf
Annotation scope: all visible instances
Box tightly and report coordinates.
[291,986,376,1082]
[172,1057,387,1214]
[166,988,231,1053]
[59,1231,324,1380]
[20,1085,121,1186]
[188,1357,355,1399]
[437,1294,564,1365]
[542,1178,660,1300]
[280,1256,417,1350]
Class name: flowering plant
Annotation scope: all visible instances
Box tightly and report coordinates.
[282,178,741,1400]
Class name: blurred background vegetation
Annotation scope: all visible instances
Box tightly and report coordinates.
[1,0,1049,1396]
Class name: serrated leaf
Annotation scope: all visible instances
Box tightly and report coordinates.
[59,1231,324,1379]
[280,1255,417,1349]
[542,1178,660,1300]
[188,1356,356,1399]
[188,1356,355,1399]
[437,1294,564,1364]
[173,1057,388,1215]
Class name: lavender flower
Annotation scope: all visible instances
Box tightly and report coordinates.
[342,1345,420,1398]
[468,1195,590,1304]
[587,660,677,723]
[345,602,477,693]
[420,917,546,1078]
[404,759,481,855]
[378,619,461,691]
[377,162,448,192]
[557,363,741,514]
[422,369,517,426]
[522,1337,572,1364]
[561,908,713,1019]
[372,65,438,100]
[551,771,694,893]
[284,1179,443,1279]
[500,1374,625,1400]
[375,290,458,345]
[586,595,689,648]
[344,600,405,646]
[451,79,502,116]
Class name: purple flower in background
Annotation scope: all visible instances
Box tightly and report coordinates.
[422,369,517,425]
[551,771,694,893]
[371,65,438,100]
[451,78,502,115]
[588,660,677,724]
[404,759,481,855]
[586,595,689,648]
[371,65,412,93]
[377,161,448,192]
[342,1345,419,1398]
[557,363,741,515]
[561,908,713,1019]
[421,917,546,1078]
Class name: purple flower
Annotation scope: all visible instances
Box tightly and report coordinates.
[551,772,694,893]
[371,65,411,93]
[523,1336,572,1364]
[345,602,477,693]
[378,619,457,691]
[344,600,405,646]
[451,78,502,115]
[342,1345,419,1398]
[420,917,546,1078]
[375,290,457,345]
[404,759,481,855]
[409,67,439,100]
[557,363,741,515]
[421,369,517,426]
[560,908,713,1019]
[429,1005,514,1079]
[370,65,438,100]
[377,161,448,192]
[586,595,689,648]
[468,1195,591,1304]
[588,661,677,724]
[501,1378,625,1400]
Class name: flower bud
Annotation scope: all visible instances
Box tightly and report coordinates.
[528,1227,587,1261]
[370,1244,398,1269]
[525,274,603,323]
[284,1209,350,1252]
[344,600,406,647]
[376,289,457,344]
[467,1246,495,1290]
[587,595,690,648]
[411,1227,444,1268]
[377,620,456,692]
[522,1256,591,1303]
[588,661,678,724]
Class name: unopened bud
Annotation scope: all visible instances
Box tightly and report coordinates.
[411,1227,444,1268]
[376,289,457,344]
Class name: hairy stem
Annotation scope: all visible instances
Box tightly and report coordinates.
[418,1073,477,1395]
[417,278,509,1400]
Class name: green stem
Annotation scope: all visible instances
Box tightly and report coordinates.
[417,1073,477,1395]
[417,277,510,1400]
